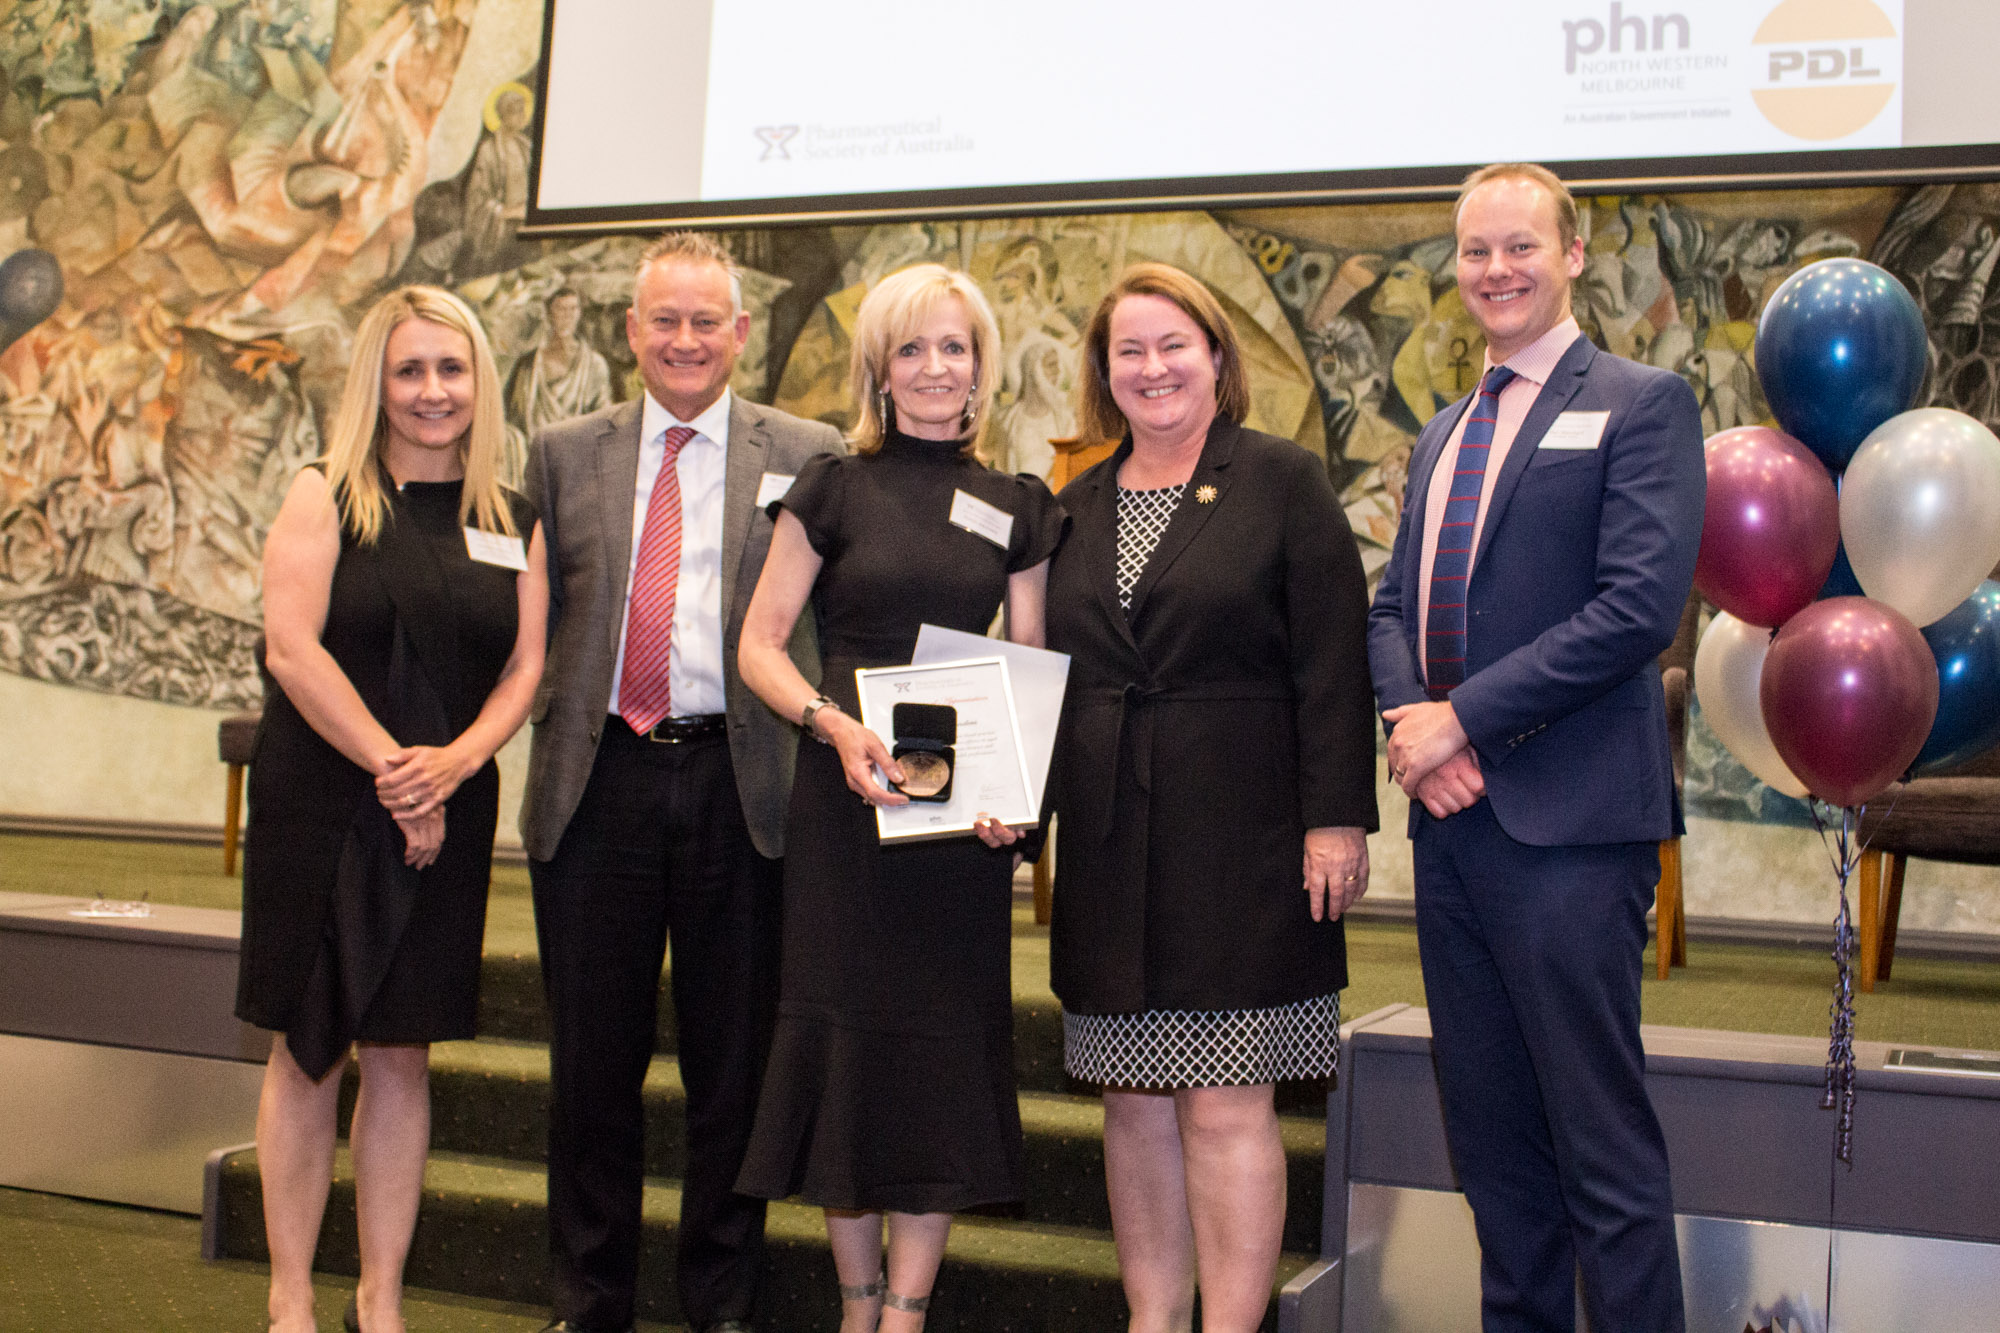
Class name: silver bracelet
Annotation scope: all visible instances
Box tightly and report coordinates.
[798,695,840,743]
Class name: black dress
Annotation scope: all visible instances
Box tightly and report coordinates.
[736,430,1065,1214]
[236,474,534,1080]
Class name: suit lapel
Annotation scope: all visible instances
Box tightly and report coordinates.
[1124,417,1239,624]
[1067,442,1142,658]
[596,400,644,661]
[721,395,767,625]
[1473,336,1595,569]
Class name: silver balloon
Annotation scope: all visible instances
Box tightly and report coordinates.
[1693,610,1809,799]
[1841,408,2000,627]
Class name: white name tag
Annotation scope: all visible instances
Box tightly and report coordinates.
[756,471,796,508]
[1539,411,1610,450]
[949,488,1013,549]
[464,527,528,571]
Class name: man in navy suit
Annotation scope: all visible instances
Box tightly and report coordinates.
[1367,163,1705,1332]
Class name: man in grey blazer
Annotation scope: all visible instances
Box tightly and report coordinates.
[521,232,843,1333]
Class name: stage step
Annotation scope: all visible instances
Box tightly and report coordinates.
[470,914,1327,1113]
[209,1144,1313,1331]
[329,1037,1330,1254]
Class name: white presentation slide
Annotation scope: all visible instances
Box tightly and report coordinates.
[536,0,1992,218]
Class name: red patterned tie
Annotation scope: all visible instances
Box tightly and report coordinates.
[620,425,696,735]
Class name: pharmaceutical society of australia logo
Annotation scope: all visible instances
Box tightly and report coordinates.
[1750,0,1898,141]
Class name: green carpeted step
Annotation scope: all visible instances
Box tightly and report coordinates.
[375,1039,1328,1253]
[211,1145,1314,1331]
[469,912,1320,1111]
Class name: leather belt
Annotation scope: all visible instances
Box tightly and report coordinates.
[616,713,727,744]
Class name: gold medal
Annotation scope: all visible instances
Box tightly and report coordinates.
[896,751,952,799]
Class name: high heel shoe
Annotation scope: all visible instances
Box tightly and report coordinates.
[838,1269,884,1329]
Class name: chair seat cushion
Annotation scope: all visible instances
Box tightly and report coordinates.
[217,712,261,766]
[1858,779,2000,864]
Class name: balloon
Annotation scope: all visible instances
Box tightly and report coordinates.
[1695,426,1838,627]
[1914,581,2000,775]
[1840,407,2000,626]
[1761,598,1939,807]
[1818,539,1865,600]
[1754,258,1928,471]
[1693,610,1810,798]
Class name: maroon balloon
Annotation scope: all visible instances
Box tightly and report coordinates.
[1760,597,1939,807]
[1696,426,1840,628]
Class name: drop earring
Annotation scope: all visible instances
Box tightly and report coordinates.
[961,378,978,433]
[878,386,893,432]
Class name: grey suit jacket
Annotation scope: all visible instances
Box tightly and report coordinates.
[519,394,845,861]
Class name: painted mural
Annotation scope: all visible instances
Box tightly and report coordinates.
[0,0,1996,828]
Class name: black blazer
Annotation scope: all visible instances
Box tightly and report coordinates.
[1044,419,1378,1015]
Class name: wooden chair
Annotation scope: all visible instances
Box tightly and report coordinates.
[1031,435,1120,925]
[217,712,259,875]
[218,638,270,876]
[1653,593,1703,978]
[1853,743,2000,991]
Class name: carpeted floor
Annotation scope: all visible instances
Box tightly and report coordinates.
[0,1186,605,1332]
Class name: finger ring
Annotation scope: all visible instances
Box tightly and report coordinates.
[406,795,418,808]
[1344,875,1359,882]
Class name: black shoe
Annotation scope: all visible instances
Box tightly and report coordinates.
[343,1295,361,1333]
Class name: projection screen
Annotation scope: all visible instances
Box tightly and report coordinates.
[527,0,2000,233]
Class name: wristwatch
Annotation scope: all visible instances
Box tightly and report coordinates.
[799,695,840,742]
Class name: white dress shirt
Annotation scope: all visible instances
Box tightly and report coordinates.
[608,388,731,717]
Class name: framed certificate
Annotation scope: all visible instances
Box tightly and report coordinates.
[854,656,1038,843]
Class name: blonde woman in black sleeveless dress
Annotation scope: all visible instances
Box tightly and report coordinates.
[239,286,549,1333]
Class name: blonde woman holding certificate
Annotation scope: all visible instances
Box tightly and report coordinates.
[735,264,1065,1331]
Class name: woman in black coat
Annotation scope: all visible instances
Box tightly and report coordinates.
[1028,263,1377,1332]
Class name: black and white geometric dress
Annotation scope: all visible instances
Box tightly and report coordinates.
[1060,481,1342,1089]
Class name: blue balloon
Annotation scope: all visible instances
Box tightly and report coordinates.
[1818,540,1865,600]
[1913,580,2000,775]
[1755,258,1928,472]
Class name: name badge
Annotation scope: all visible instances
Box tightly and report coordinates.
[464,527,528,571]
[1539,411,1609,450]
[949,488,1013,549]
[756,471,796,508]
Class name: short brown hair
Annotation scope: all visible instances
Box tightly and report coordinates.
[1077,263,1251,444]
[635,231,742,313]
[1454,163,1580,250]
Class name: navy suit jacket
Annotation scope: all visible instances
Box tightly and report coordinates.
[1367,335,1706,847]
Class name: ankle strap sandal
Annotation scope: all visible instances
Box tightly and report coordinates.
[838,1271,885,1303]
[882,1290,931,1313]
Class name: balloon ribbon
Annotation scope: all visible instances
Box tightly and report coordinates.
[1807,799,1861,1167]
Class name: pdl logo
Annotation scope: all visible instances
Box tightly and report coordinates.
[754,125,799,161]
[1752,0,1898,141]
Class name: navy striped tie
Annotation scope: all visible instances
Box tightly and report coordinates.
[1426,365,1516,698]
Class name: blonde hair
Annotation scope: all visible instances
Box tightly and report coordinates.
[1077,263,1250,445]
[847,264,1002,461]
[321,285,515,545]
[1454,162,1580,250]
